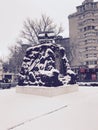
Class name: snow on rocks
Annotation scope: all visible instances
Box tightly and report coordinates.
[18,43,77,87]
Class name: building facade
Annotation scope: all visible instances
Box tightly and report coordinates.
[69,0,98,68]
[55,37,71,63]
[68,0,98,81]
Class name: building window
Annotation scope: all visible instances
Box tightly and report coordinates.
[78,15,84,20]
[85,53,96,58]
[84,39,96,44]
[84,26,95,31]
[84,32,96,37]
[83,19,94,25]
[86,60,97,65]
[78,22,83,26]
[79,28,83,32]
[85,46,96,51]
[85,12,94,17]
[86,54,88,58]
[86,61,89,65]
[85,40,87,44]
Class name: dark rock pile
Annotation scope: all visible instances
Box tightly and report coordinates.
[18,43,76,87]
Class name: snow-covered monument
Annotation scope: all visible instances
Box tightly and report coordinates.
[16,32,78,96]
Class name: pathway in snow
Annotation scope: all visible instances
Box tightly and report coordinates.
[8,105,67,130]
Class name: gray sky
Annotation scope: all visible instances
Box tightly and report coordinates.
[0,0,88,60]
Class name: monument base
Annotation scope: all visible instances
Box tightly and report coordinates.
[16,84,78,97]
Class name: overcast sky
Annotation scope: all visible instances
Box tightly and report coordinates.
[0,0,93,60]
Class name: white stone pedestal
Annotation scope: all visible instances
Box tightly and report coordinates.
[16,84,78,97]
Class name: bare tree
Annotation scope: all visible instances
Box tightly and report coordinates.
[5,14,64,73]
[6,44,28,73]
[20,14,64,44]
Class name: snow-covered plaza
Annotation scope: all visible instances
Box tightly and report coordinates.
[0,86,98,130]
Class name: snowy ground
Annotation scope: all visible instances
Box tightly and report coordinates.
[0,86,98,130]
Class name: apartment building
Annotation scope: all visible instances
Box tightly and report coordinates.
[69,0,98,67]
[68,0,98,81]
